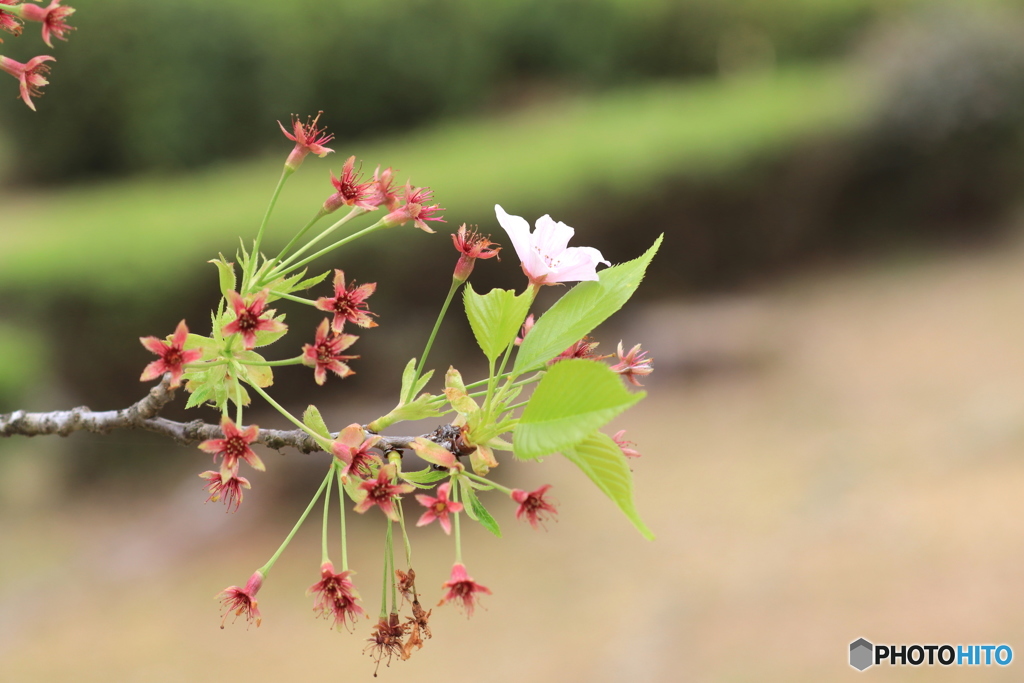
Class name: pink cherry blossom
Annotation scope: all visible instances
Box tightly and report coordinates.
[218,570,264,628]
[315,270,377,332]
[139,319,202,387]
[199,470,250,513]
[331,424,382,479]
[20,0,75,47]
[278,112,334,170]
[222,289,285,350]
[323,156,375,213]
[0,1,23,39]
[438,562,491,618]
[308,561,365,631]
[353,464,414,521]
[415,482,463,534]
[0,55,54,111]
[495,204,609,286]
[199,416,264,477]
[511,484,557,530]
[302,319,358,384]
[610,341,653,386]
[612,430,641,459]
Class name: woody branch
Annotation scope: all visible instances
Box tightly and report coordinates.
[0,375,419,454]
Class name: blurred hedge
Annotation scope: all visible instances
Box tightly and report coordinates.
[0,0,889,182]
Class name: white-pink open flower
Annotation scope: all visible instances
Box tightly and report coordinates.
[495,205,609,286]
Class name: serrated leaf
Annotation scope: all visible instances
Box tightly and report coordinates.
[183,334,221,361]
[460,479,501,537]
[464,285,532,363]
[252,312,288,348]
[445,367,480,415]
[563,432,653,540]
[513,236,662,374]
[209,255,236,299]
[237,350,274,387]
[399,358,435,404]
[401,469,451,486]
[514,360,644,460]
[367,393,447,432]
[302,405,331,440]
[296,269,331,291]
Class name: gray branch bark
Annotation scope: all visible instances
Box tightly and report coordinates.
[0,376,420,454]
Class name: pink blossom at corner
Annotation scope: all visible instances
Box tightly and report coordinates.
[511,484,557,530]
[323,156,375,213]
[315,270,378,332]
[550,337,607,365]
[199,470,250,513]
[0,1,23,39]
[514,314,535,346]
[610,341,653,386]
[218,570,264,628]
[199,416,264,477]
[415,482,463,534]
[495,204,609,286]
[612,430,641,459]
[353,464,413,521]
[139,319,202,387]
[20,0,75,48]
[365,165,400,211]
[0,55,54,111]
[302,319,358,385]
[278,112,334,170]
[451,224,501,282]
[308,561,365,632]
[331,423,382,480]
[383,184,445,233]
[437,562,491,618]
[222,289,285,350]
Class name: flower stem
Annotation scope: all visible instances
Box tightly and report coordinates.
[269,291,317,307]
[407,278,462,403]
[268,207,366,279]
[387,519,398,614]
[234,382,243,425]
[272,209,325,269]
[463,471,513,495]
[467,373,542,398]
[247,382,332,450]
[337,469,349,571]
[235,355,304,367]
[278,218,387,277]
[321,461,335,565]
[397,499,413,567]
[247,167,292,290]
[258,467,332,576]
[452,482,463,564]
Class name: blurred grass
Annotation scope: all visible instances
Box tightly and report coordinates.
[0,64,868,300]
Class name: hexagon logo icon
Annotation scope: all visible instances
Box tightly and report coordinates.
[850,638,874,671]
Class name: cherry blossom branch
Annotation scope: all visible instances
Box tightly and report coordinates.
[0,376,420,454]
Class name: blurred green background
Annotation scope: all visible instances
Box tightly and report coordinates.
[5,0,1024,680]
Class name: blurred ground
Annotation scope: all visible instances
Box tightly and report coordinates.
[5,226,1024,681]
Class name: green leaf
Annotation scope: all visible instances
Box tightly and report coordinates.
[464,285,532,363]
[237,350,274,387]
[302,405,331,440]
[209,255,236,299]
[514,359,644,460]
[563,432,654,540]
[399,358,434,404]
[513,235,662,374]
[401,468,450,486]
[367,393,446,432]
[459,479,501,537]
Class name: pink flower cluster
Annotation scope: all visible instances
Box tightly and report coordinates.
[0,0,76,109]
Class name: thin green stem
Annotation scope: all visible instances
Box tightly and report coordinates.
[278,219,387,277]
[268,207,366,279]
[248,167,292,290]
[453,481,463,564]
[379,528,389,618]
[248,383,331,450]
[463,471,513,495]
[321,461,334,564]
[387,519,397,614]
[272,209,325,270]
[269,291,317,307]
[258,467,332,576]
[234,381,243,425]
[467,373,542,398]
[397,500,413,567]
[235,355,304,367]
[407,279,462,403]
[502,399,531,412]
[337,469,349,571]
